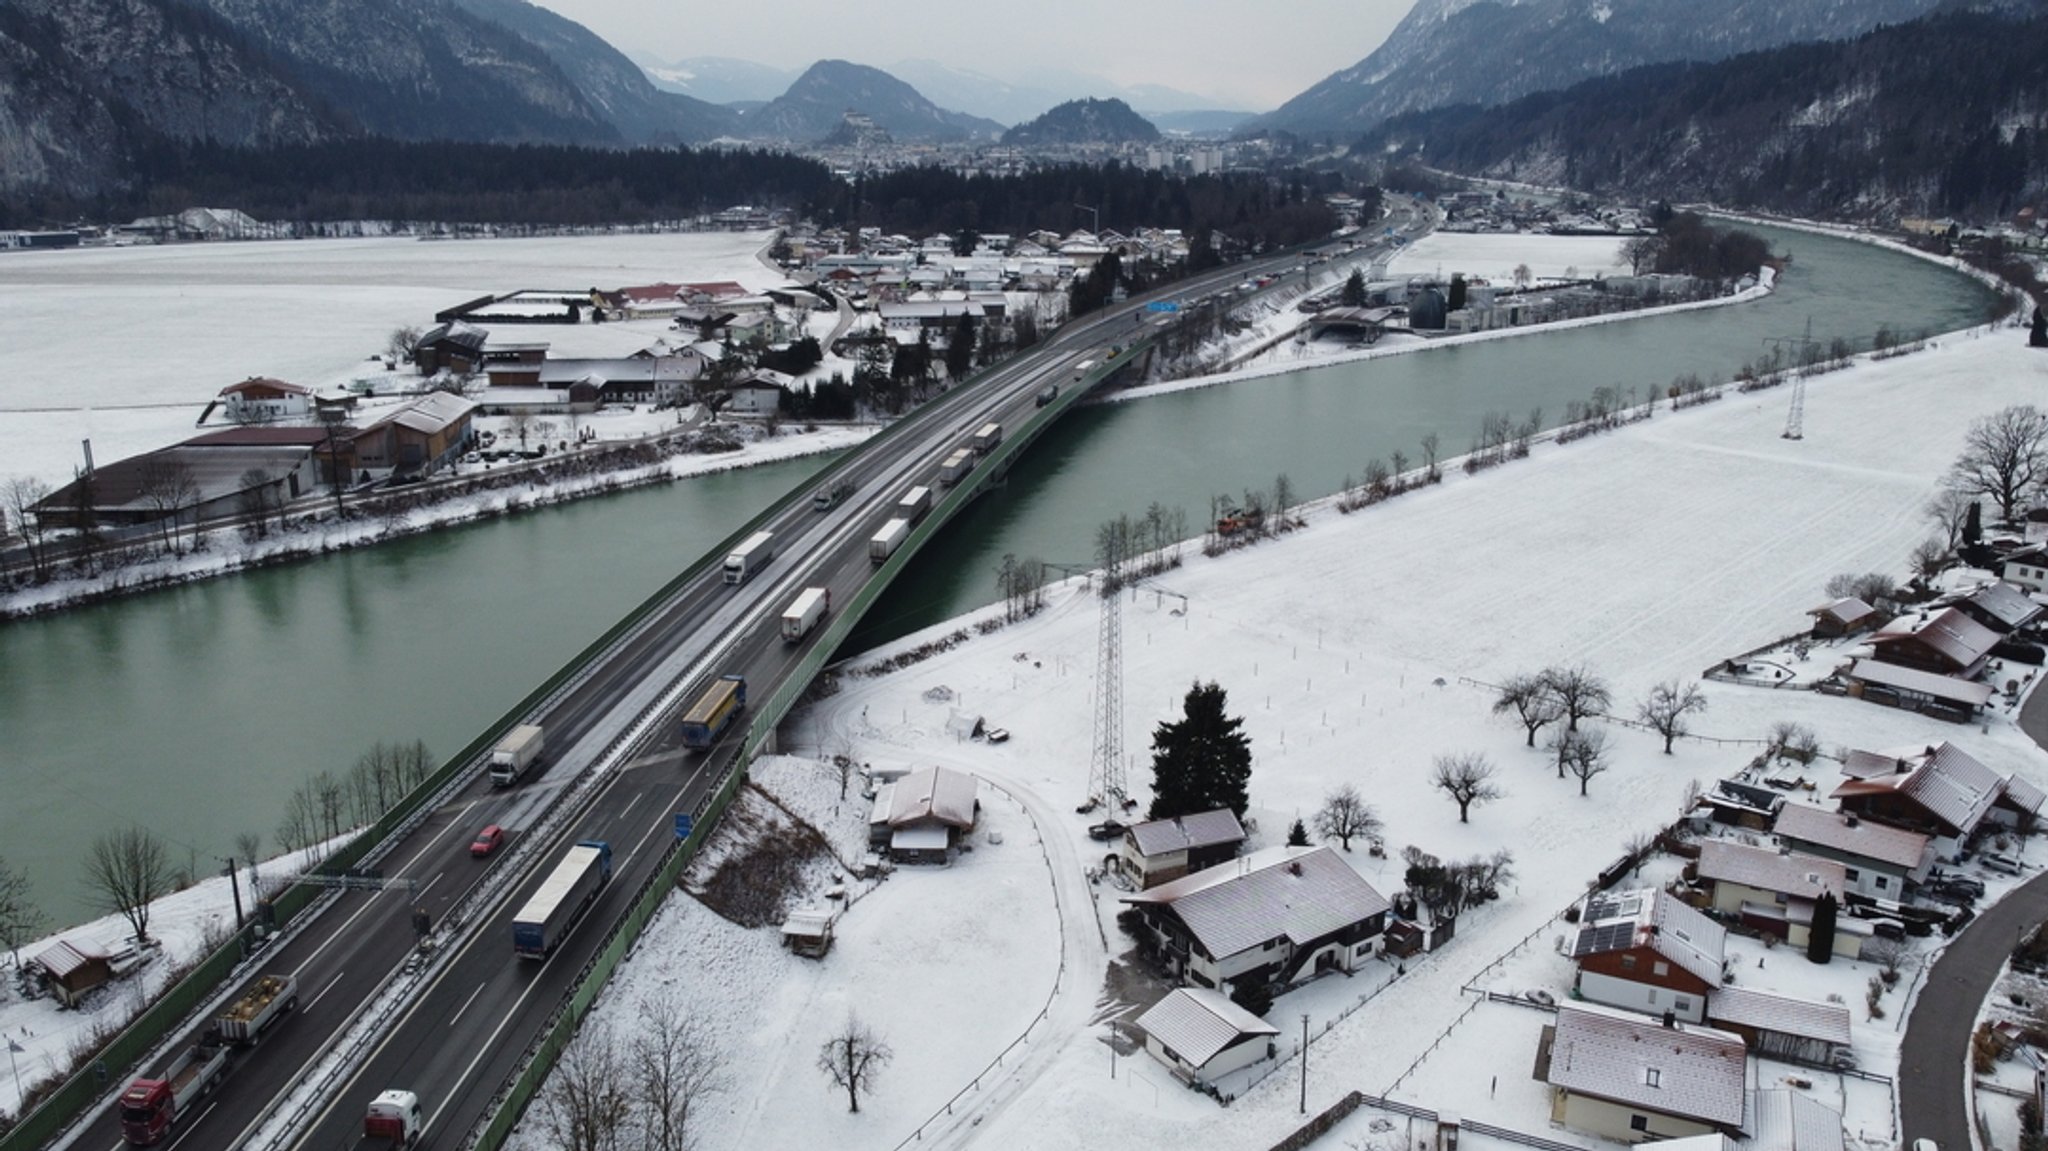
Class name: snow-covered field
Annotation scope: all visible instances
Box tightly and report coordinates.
[1389,232,1634,284]
[0,231,777,488]
[535,319,2048,1150]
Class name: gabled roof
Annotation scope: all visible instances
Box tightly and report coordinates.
[35,938,105,978]
[885,766,977,829]
[1135,988,1279,1067]
[384,392,476,437]
[1545,1003,1748,1127]
[1698,841,1844,903]
[1741,1088,1845,1151]
[1830,741,2006,836]
[1772,802,1930,871]
[1127,809,1247,857]
[1844,658,1995,706]
[1869,606,1999,669]
[1122,845,1390,962]
[418,320,488,353]
[219,376,310,397]
[1570,888,1725,986]
[1806,596,1876,626]
[1962,581,2044,629]
[1707,986,1851,1046]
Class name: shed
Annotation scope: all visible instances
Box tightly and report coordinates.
[35,939,112,1008]
[780,908,835,958]
[1707,986,1852,1065]
[1134,987,1280,1086]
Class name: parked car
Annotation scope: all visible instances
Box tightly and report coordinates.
[470,825,505,858]
[1982,853,2024,876]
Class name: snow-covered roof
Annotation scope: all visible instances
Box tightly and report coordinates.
[1772,802,1930,871]
[1740,1088,1845,1151]
[219,376,310,397]
[1134,988,1279,1068]
[1122,845,1390,963]
[1869,606,1999,670]
[34,939,105,979]
[1126,809,1246,857]
[886,766,977,829]
[1806,596,1875,625]
[1544,1002,1747,1127]
[1830,741,2006,835]
[382,392,476,436]
[1843,658,1995,706]
[536,358,699,386]
[1697,841,1844,903]
[1570,888,1725,986]
[1708,986,1851,1047]
[1961,580,2043,629]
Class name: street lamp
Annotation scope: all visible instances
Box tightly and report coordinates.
[7,1037,23,1103]
[1074,202,1101,238]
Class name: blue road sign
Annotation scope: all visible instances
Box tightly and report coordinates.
[675,813,694,840]
[1146,301,1180,313]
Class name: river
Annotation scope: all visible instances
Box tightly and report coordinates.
[0,222,1998,929]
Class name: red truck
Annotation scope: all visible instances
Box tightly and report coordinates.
[118,1033,228,1145]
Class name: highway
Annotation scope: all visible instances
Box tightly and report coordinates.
[70,199,1432,1151]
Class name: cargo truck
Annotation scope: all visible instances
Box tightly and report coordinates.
[723,530,775,585]
[511,840,613,959]
[938,449,973,486]
[781,587,831,642]
[489,724,545,786]
[869,518,910,563]
[971,422,1003,454]
[119,1033,229,1145]
[362,1089,426,1148]
[1072,359,1096,382]
[896,485,933,523]
[1035,384,1059,408]
[812,480,855,511]
[680,674,746,749]
[215,973,297,1046]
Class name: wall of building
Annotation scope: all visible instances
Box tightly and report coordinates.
[1575,970,1707,1023]
[1558,1092,1717,1144]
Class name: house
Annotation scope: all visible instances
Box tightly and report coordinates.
[1771,802,1932,900]
[1698,778,1784,830]
[1120,845,1390,996]
[1953,581,2045,634]
[1867,606,1999,677]
[34,939,112,1009]
[413,321,490,376]
[1568,888,1725,1023]
[326,392,477,482]
[1118,808,1247,888]
[1695,841,1846,952]
[1133,987,1281,1087]
[1738,1088,1847,1151]
[1830,741,2046,851]
[2002,544,2048,594]
[1535,1002,1748,1142]
[867,766,979,863]
[1706,987,1852,1066]
[1806,596,1879,639]
[31,427,328,529]
[724,370,794,418]
[217,377,314,423]
[1842,658,1996,721]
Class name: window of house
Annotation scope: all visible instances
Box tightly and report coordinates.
[1673,997,1691,1013]
[1653,961,1670,977]
[1647,988,1660,1004]
[1631,1115,1650,1132]
[1844,867,1860,881]
[1643,1068,1662,1088]
[1620,954,1637,971]
[1875,875,1889,890]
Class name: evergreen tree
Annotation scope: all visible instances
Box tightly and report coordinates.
[2031,306,2048,348]
[944,313,978,380]
[1287,819,1310,847]
[1341,268,1367,308]
[1807,891,1837,964]
[1447,273,1467,311]
[1148,681,1253,820]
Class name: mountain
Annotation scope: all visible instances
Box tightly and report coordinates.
[1148,110,1255,136]
[887,58,1245,126]
[1360,6,2048,222]
[446,0,738,142]
[636,55,799,106]
[742,59,1002,143]
[1001,98,1160,147]
[1251,0,1951,137]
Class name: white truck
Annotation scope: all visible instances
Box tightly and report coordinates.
[215,973,298,1046]
[723,530,775,585]
[362,1089,426,1148]
[971,421,1003,454]
[489,724,545,786]
[896,485,933,523]
[938,449,973,487]
[781,587,831,642]
[869,518,910,563]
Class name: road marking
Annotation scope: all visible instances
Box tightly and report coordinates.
[164,1101,216,1151]
[307,971,346,1012]
[417,871,443,899]
[447,983,487,1027]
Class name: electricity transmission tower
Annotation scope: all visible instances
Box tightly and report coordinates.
[1085,557,1127,813]
[1767,318,1820,441]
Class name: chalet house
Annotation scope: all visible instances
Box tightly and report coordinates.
[1535,1002,1748,1142]
[1770,802,1932,900]
[1569,888,1725,1024]
[1842,658,1995,722]
[217,377,314,423]
[867,766,979,863]
[1807,596,1880,639]
[725,370,793,418]
[1696,841,1846,953]
[1867,606,1998,677]
[413,321,490,376]
[326,393,477,482]
[1121,845,1390,996]
[2003,545,2048,594]
[1953,580,2045,634]
[1829,741,2046,852]
[1134,988,1280,1087]
[1118,808,1247,888]
[1705,986,1852,1066]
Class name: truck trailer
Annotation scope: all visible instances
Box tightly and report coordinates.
[680,674,747,748]
[896,485,933,523]
[511,840,614,959]
[723,530,775,585]
[869,518,910,564]
[781,587,831,642]
[971,422,1003,454]
[938,450,973,487]
[119,1034,229,1145]
[489,724,545,786]
[215,973,297,1046]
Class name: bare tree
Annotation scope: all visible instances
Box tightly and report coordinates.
[1765,721,1821,765]
[1512,263,1533,289]
[1866,936,1912,984]
[1824,571,1896,607]
[632,986,723,1151]
[85,827,171,944]
[1926,488,1976,550]
[386,324,424,366]
[1947,404,2048,524]
[1910,537,1950,580]
[276,786,320,857]
[1621,234,1663,275]
[234,831,265,889]
[1556,729,1613,796]
[1493,673,1564,747]
[1430,753,1503,823]
[536,1022,636,1151]
[236,468,275,537]
[1638,680,1708,754]
[0,855,45,968]
[1542,665,1611,732]
[4,475,55,581]
[817,1015,894,1113]
[509,408,537,451]
[1420,433,1441,483]
[1311,784,1383,851]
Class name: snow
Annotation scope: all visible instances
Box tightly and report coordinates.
[0,231,778,489]
[1388,232,1634,284]
[533,316,2048,1149]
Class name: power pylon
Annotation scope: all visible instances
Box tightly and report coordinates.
[1768,317,1819,441]
[1086,560,1127,812]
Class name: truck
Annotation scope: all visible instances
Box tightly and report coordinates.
[781,587,831,642]
[1072,359,1096,382]
[971,422,1003,454]
[119,1033,229,1145]
[214,973,298,1046]
[489,724,545,787]
[812,480,855,512]
[869,518,910,564]
[680,674,746,749]
[511,840,614,959]
[938,449,973,487]
[896,485,933,523]
[362,1089,426,1148]
[1035,384,1059,408]
[723,530,775,585]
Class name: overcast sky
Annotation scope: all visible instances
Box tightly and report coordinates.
[529,0,1420,111]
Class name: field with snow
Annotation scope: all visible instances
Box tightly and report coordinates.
[1389,232,1634,284]
[0,231,777,488]
[532,320,2048,1150]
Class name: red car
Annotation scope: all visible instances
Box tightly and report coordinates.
[469,825,504,858]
